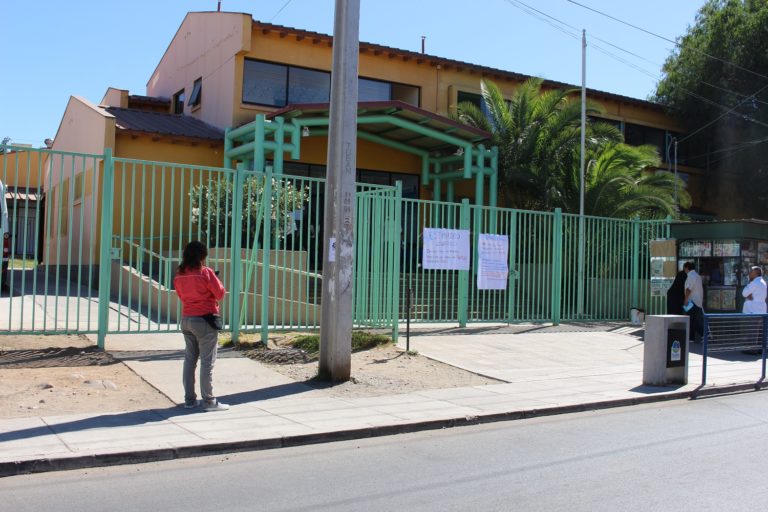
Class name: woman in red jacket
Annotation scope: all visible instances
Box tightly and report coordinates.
[174,241,229,412]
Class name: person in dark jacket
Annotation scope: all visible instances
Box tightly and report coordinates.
[666,270,687,315]
[174,241,228,412]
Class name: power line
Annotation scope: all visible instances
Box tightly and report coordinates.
[700,80,768,107]
[501,0,580,41]
[566,0,768,82]
[686,135,768,163]
[500,0,768,139]
[498,0,768,169]
[677,81,768,143]
[269,0,294,22]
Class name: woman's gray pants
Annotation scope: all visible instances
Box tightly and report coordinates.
[181,316,219,404]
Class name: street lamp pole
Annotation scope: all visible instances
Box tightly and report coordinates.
[319,0,360,381]
[577,29,586,317]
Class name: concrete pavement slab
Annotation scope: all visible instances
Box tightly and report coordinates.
[3,322,768,477]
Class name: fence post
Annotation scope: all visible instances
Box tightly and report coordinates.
[762,315,767,385]
[260,166,273,345]
[458,198,470,327]
[391,182,402,343]
[507,210,517,323]
[97,148,115,349]
[229,164,245,345]
[551,208,563,326]
[631,216,640,314]
[702,314,709,386]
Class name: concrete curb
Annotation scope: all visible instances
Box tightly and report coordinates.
[2,382,764,478]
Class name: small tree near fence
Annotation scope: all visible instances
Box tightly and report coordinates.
[190,176,309,248]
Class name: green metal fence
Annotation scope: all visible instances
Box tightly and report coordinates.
[354,183,402,333]
[107,157,237,334]
[0,146,103,334]
[399,199,670,325]
[1,144,670,342]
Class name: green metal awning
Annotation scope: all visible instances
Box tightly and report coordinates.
[266,100,491,154]
[225,100,499,207]
[670,219,768,240]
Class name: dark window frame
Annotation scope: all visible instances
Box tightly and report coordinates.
[188,77,202,107]
[242,57,421,108]
[172,89,185,114]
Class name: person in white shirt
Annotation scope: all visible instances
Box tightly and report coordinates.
[683,261,704,342]
[741,266,767,355]
[742,266,767,314]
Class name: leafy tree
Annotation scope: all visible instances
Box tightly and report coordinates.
[455,78,605,209]
[653,0,768,217]
[456,79,687,218]
[577,143,690,219]
[190,176,309,248]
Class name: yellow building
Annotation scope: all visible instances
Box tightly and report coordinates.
[137,11,705,210]
[50,11,706,209]
[45,9,710,262]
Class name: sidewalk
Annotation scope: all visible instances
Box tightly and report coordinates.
[2,324,765,476]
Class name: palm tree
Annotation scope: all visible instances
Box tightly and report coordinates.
[455,78,687,218]
[576,143,691,219]
[455,78,619,210]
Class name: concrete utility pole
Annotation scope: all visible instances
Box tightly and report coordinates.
[319,0,360,381]
[577,29,587,317]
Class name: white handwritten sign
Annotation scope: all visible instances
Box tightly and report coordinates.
[422,228,470,270]
[477,234,509,290]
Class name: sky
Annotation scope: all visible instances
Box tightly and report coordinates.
[0,0,705,147]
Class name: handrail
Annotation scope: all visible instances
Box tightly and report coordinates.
[114,239,322,289]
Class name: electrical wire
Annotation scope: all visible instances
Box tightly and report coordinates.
[501,0,580,40]
[685,135,768,163]
[566,0,768,82]
[500,0,768,153]
[505,0,768,116]
[676,81,768,143]
[269,0,294,22]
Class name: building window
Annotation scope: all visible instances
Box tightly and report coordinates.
[359,78,420,105]
[243,60,289,106]
[188,78,202,107]
[391,82,420,105]
[624,123,666,158]
[243,58,420,107]
[457,91,491,118]
[359,78,391,101]
[172,89,185,114]
[288,67,331,104]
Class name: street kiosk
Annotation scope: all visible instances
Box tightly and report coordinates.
[669,220,768,313]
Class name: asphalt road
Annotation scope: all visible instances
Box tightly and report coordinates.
[3,391,768,512]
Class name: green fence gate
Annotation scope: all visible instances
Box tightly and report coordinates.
[1,146,104,335]
[1,144,670,343]
[399,199,670,325]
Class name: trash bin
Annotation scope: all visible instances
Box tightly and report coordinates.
[630,308,645,325]
[642,315,690,386]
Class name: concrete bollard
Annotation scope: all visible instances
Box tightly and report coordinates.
[643,315,690,386]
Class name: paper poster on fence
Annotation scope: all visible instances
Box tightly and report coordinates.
[422,228,470,270]
[477,234,509,290]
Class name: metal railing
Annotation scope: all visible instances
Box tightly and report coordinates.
[1,144,672,346]
[702,313,768,386]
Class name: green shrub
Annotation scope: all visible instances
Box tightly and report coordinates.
[290,331,391,354]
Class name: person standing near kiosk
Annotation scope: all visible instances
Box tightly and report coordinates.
[741,266,767,355]
[683,261,704,342]
[742,266,767,314]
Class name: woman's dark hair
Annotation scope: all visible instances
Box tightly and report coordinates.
[178,241,208,273]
